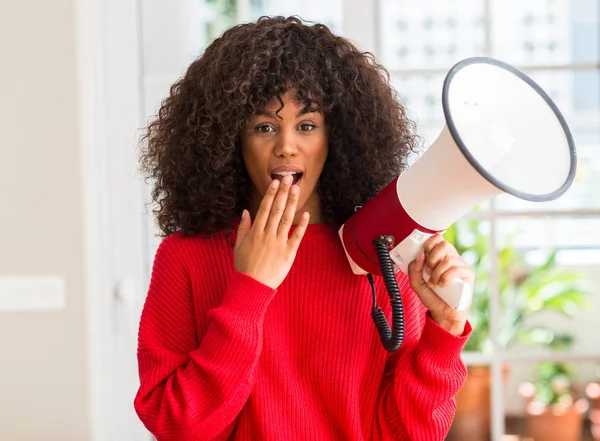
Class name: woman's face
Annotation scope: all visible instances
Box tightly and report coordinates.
[240,91,328,224]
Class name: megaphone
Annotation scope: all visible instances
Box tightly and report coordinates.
[339,57,577,352]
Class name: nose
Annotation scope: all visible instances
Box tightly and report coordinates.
[273,126,298,157]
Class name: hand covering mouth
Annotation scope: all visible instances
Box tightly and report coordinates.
[271,171,303,185]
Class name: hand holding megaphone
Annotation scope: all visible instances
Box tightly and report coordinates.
[389,229,472,312]
[339,57,577,352]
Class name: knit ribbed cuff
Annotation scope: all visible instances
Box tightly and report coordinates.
[219,270,278,322]
[418,314,472,367]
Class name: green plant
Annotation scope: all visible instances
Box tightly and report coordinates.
[443,219,591,354]
[520,361,592,420]
[531,362,577,408]
[443,219,490,352]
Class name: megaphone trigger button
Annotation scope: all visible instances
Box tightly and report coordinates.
[392,254,404,267]
[408,230,428,244]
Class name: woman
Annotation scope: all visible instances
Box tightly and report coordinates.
[135,15,473,441]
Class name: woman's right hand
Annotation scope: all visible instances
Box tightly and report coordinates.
[234,175,310,289]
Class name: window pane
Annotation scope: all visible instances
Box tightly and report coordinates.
[495,217,600,359]
[491,0,599,65]
[378,0,486,70]
[496,217,600,256]
[391,73,446,142]
[141,0,237,79]
[249,0,343,33]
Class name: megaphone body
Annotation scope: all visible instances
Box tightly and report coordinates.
[339,57,576,318]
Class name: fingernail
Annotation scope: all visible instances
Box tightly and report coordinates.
[290,185,299,195]
[283,175,293,184]
[270,180,279,188]
[425,265,432,275]
[241,210,246,220]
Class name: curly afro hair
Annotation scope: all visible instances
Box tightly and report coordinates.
[140,15,419,237]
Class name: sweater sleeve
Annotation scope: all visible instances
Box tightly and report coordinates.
[373,298,471,441]
[134,235,277,441]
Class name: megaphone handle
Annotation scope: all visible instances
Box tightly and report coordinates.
[421,270,472,312]
[389,229,472,312]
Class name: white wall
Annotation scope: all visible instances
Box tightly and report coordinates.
[0,1,90,440]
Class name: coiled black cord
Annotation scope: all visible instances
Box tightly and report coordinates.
[367,238,405,352]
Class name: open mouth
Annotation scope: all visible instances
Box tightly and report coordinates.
[271,172,303,185]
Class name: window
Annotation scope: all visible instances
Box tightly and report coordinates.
[139,1,600,439]
[378,0,600,439]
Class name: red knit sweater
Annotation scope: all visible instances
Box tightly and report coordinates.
[134,222,471,441]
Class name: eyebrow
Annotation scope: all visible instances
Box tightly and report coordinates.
[258,107,321,119]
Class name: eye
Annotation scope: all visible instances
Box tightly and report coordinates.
[299,123,316,132]
[255,124,275,134]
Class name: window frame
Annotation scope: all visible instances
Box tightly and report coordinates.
[140,2,600,440]
[365,1,600,439]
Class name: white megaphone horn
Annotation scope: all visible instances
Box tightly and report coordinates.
[339,57,577,352]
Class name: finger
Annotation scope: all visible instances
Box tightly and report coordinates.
[437,266,474,288]
[277,184,299,237]
[424,240,457,275]
[408,253,445,309]
[235,209,251,249]
[424,234,460,259]
[423,233,445,255]
[254,179,280,230]
[428,255,465,286]
[287,211,310,251]
[265,174,293,233]
[407,252,427,287]
[409,251,473,317]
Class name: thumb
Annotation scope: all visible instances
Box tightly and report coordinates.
[407,252,436,305]
[235,210,251,248]
[408,252,445,311]
[407,252,427,289]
